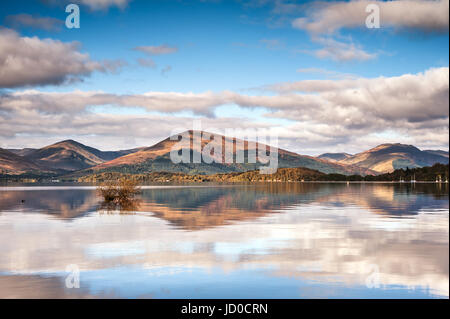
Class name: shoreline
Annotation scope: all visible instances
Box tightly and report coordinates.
[0,180,448,189]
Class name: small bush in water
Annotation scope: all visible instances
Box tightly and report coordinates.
[97,178,141,210]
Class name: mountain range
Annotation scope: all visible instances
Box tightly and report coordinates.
[1,131,448,177]
[319,144,449,174]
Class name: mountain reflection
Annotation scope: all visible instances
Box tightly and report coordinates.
[0,183,448,227]
[0,183,448,298]
[0,189,99,219]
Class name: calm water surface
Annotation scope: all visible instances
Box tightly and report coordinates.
[0,183,448,298]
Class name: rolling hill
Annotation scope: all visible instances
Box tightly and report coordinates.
[317,153,353,162]
[83,130,375,176]
[0,148,48,175]
[338,143,449,173]
[23,140,144,172]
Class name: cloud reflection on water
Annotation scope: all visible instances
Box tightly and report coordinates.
[0,183,448,298]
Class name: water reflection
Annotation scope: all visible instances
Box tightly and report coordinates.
[98,198,142,214]
[0,189,98,218]
[0,183,448,298]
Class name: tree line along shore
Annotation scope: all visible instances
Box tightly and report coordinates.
[3,163,446,184]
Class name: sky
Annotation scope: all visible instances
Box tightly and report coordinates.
[0,0,448,155]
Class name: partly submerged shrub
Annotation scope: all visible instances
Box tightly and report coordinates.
[97,178,141,210]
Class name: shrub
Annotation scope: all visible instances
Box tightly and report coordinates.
[97,178,141,210]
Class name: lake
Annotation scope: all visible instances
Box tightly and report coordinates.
[0,182,448,298]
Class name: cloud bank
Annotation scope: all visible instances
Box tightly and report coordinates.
[0,29,124,88]
[1,67,448,153]
[293,0,449,34]
[291,0,448,61]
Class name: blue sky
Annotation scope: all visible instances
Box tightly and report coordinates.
[0,0,449,154]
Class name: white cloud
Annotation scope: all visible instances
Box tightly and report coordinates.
[296,67,356,79]
[2,68,447,123]
[4,14,63,31]
[133,45,178,71]
[79,0,130,10]
[41,0,131,11]
[291,0,448,62]
[264,67,449,122]
[0,90,222,115]
[0,67,448,153]
[0,29,124,88]
[293,0,449,34]
[260,38,282,49]
[310,37,376,62]
[133,45,179,56]
[137,57,156,68]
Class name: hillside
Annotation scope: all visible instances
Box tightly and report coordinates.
[83,131,375,176]
[75,164,450,183]
[6,148,37,157]
[317,153,352,162]
[424,150,449,158]
[77,167,326,183]
[24,140,144,172]
[0,148,48,175]
[338,143,449,173]
[25,140,106,171]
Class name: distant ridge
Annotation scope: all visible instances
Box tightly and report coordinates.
[6,148,37,157]
[25,140,106,171]
[83,130,375,176]
[1,135,448,177]
[0,148,48,175]
[338,143,449,173]
[6,140,145,173]
[317,153,352,162]
[424,150,449,158]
